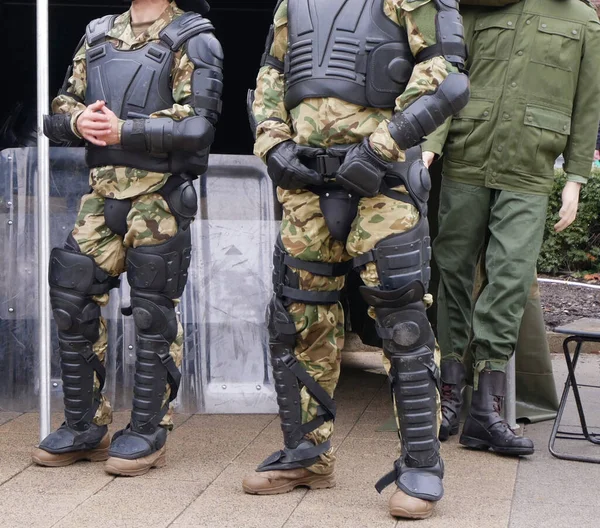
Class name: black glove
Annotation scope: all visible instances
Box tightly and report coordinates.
[335,139,390,197]
[266,140,324,190]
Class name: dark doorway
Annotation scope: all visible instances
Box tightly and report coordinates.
[0,0,276,154]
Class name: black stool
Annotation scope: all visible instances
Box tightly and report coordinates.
[548,317,600,463]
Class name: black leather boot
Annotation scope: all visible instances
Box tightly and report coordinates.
[460,369,534,456]
[439,361,465,441]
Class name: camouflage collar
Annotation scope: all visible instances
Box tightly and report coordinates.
[108,2,184,47]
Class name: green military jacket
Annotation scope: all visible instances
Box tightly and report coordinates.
[424,0,600,194]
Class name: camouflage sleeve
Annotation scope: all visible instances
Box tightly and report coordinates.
[150,49,196,120]
[252,0,293,160]
[369,0,457,162]
[51,42,87,137]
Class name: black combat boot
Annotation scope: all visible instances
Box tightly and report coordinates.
[439,361,465,441]
[460,369,534,456]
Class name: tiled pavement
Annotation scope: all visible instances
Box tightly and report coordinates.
[1,352,599,528]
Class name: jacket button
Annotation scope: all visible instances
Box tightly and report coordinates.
[542,23,547,28]
[503,113,510,119]
[572,30,578,35]
[497,146,504,152]
[527,116,533,122]
[507,21,513,26]
[563,125,568,131]
[483,111,489,117]
[517,51,524,56]
[511,82,517,88]
[526,20,532,25]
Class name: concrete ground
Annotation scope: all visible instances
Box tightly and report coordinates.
[1,353,600,528]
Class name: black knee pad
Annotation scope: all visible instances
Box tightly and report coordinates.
[131,292,179,344]
[49,244,119,343]
[126,228,192,300]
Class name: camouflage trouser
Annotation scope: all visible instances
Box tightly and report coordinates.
[277,186,441,474]
[67,189,185,430]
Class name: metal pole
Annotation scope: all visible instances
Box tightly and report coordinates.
[37,0,52,441]
[505,354,518,430]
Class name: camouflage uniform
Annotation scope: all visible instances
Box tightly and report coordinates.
[51,2,193,430]
[33,1,222,474]
[252,0,456,476]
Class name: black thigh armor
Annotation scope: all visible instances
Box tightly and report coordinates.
[49,235,120,430]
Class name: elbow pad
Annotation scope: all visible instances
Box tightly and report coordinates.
[388,73,470,151]
[121,116,215,154]
[43,114,81,144]
[186,31,224,126]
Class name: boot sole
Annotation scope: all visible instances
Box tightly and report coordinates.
[439,422,460,442]
[31,446,109,467]
[242,475,336,495]
[104,446,167,477]
[460,435,534,456]
[389,506,434,520]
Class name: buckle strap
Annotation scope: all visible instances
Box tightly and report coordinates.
[352,251,375,269]
[76,345,107,391]
[375,469,397,494]
[283,254,351,277]
[280,285,342,305]
[304,154,343,176]
[257,439,332,470]
[281,352,336,420]
[264,54,284,73]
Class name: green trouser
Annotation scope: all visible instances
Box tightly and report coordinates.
[434,178,549,386]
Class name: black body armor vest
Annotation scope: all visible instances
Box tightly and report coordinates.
[84,13,214,174]
[285,0,414,110]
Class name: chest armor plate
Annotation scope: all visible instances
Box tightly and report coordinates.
[85,42,175,120]
[285,0,414,110]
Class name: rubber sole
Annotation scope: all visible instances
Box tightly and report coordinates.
[31,433,111,467]
[242,474,336,495]
[439,421,460,442]
[32,446,109,467]
[104,445,167,477]
[460,435,535,456]
[389,505,434,520]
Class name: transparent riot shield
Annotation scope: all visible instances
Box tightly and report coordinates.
[0,147,278,414]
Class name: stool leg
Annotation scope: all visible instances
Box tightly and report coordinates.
[548,338,576,459]
[565,340,596,441]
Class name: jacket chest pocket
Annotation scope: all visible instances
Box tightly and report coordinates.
[530,18,583,72]
[472,14,517,61]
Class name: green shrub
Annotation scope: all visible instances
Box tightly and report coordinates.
[538,169,600,275]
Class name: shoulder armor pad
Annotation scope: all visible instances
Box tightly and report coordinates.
[86,14,118,46]
[159,12,215,51]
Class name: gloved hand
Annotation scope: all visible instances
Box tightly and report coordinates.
[266,140,324,190]
[335,139,390,197]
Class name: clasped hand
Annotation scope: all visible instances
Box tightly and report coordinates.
[76,100,120,147]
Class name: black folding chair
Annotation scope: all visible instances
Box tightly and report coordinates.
[548,318,600,463]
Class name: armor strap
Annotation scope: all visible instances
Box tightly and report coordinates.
[280,352,337,422]
[264,54,284,73]
[283,254,351,277]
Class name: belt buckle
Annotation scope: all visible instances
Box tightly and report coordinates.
[316,155,340,177]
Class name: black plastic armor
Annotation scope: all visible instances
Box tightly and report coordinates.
[284,0,414,110]
[83,12,222,175]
